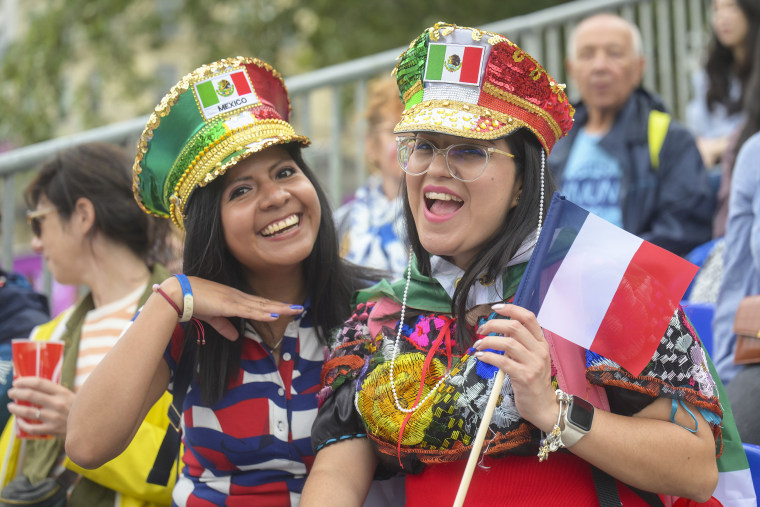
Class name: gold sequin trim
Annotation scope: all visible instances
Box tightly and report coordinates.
[402,81,423,104]
[481,82,563,141]
[393,100,533,141]
[428,22,504,48]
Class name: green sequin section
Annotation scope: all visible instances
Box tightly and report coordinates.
[396,31,429,108]
[406,90,424,109]
[164,121,228,208]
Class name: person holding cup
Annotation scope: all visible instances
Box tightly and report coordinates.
[9,339,64,439]
[0,142,175,506]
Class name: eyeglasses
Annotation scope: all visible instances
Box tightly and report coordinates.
[396,136,515,182]
[26,207,57,237]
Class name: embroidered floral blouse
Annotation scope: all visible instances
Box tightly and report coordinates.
[311,257,722,475]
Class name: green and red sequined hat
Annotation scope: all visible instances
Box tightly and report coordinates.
[133,56,310,230]
[393,22,574,154]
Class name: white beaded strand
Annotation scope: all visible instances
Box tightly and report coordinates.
[389,250,452,414]
[538,148,546,234]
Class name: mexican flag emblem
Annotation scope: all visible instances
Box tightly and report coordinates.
[424,44,485,86]
[194,70,258,120]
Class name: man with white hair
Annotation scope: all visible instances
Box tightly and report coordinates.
[549,13,715,256]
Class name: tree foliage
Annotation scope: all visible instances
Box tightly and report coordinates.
[0,0,572,146]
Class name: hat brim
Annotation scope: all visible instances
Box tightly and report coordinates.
[393,100,535,142]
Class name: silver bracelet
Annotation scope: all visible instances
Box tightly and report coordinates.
[537,389,571,462]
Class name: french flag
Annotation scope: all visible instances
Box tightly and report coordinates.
[514,193,698,375]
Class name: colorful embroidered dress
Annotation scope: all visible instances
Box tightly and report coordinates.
[312,255,723,486]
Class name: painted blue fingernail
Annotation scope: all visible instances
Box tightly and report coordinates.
[290,305,304,310]
[270,313,279,318]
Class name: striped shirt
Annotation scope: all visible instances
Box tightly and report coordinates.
[165,305,325,507]
[75,284,143,391]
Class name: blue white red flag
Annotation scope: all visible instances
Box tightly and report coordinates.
[514,193,698,375]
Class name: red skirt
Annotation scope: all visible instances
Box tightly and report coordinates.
[404,451,654,507]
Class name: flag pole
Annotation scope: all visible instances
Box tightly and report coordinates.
[452,369,505,507]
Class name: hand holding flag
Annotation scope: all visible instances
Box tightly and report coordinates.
[454,193,699,506]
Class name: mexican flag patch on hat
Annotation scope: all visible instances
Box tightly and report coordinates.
[424,43,484,85]
[194,70,259,120]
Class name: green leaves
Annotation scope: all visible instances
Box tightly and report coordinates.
[0,0,570,146]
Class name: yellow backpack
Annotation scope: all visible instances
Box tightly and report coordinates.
[648,109,671,171]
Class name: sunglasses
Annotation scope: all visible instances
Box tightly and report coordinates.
[26,207,57,237]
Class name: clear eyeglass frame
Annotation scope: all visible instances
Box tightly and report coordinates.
[396,135,515,182]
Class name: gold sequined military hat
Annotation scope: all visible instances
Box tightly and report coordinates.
[393,22,574,154]
[133,57,310,230]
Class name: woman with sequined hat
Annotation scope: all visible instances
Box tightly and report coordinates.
[302,23,723,506]
[66,57,376,506]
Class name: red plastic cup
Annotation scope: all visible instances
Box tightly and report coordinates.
[11,339,65,439]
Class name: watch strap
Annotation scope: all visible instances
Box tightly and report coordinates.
[560,395,593,447]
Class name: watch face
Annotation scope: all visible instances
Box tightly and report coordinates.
[568,396,594,432]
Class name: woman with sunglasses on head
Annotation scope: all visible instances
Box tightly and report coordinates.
[66,58,377,506]
[302,23,723,506]
[0,142,174,506]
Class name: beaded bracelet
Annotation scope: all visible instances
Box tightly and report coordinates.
[537,389,572,462]
[152,284,181,318]
[174,274,194,323]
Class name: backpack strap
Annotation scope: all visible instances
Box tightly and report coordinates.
[647,109,671,171]
[591,466,622,507]
[591,466,666,507]
[147,327,195,486]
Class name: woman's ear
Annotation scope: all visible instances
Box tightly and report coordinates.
[511,181,523,208]
[72,197,96,235]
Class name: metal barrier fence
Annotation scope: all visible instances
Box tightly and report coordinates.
[1,0,710,278]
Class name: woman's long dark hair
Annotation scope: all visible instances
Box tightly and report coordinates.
[401,129,554,348]
[182,143,372,405]
[736,31,760,150]
[704,0,760,114]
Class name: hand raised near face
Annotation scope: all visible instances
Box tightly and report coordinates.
[153,276,304,341]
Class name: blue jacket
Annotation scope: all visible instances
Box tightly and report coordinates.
[548,88,715,256]
[712,132,760,383]
[0,269,49,344]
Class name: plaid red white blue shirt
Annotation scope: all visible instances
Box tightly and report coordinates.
[165,307,324,506]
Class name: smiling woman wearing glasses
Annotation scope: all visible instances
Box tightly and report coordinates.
[0,142,175,506]
[302,22,723,507]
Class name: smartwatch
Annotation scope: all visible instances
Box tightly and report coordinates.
[560,395,594,447]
